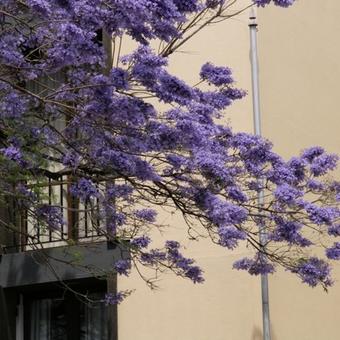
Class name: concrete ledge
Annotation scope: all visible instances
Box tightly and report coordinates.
[0,242,128,288]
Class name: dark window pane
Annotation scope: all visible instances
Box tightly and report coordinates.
[30,298,67,340]
[28,292,107,340]
[80,292,108,340]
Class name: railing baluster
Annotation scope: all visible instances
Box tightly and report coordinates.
[11,176,106,252]
[60,176,65,240]
[84,200,88,238]
[48,178,52,242]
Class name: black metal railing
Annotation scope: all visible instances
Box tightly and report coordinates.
[3,176,104,252]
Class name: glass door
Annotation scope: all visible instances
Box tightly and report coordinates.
[26,292,108,340]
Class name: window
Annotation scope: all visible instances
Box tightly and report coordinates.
[24,291,108,340]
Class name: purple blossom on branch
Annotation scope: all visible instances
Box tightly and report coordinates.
[292,257,332,288]
[200,62,233,86]
[233,255,275,276]
[130,235,151,249]
[165,240,204,283]
[134,209,157,223]
[104,291,128,305]
[2,0,338,296]
[274,183,303,205]
[254,0,295,7]
[326,243,340,260]
[218,226,246,249]
[1,146,22,163]
[270,217,312,247]
[35,205,64,230]
[70,178,99,201]
[310,153,338,177]
[114,259,131,276]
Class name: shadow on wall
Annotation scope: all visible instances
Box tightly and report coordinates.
[252,325,277,340]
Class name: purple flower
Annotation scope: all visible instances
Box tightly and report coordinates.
[1,146,22,163]
[227,186,248,203]
[130,236,151,249]
[165,241,204,283]
[253,0,271,7]
[114,259,131,276]
[173,0,201,12]
[274,183,303,205]
[200,62,233,86]
[155,72,195,105]
[233,255,275,275]
[165,240,181,249]
[206,0,223,8]
[70,178,98,201]
[326,243,340,260]
[270,217,312,247]
[106,184,134,200]
[27,0,51,15]
[306,179,325,191]
[222,87,247,100]
[233,258,254,270]
[207,199,248,226]
[287,157,306,182]
[310,153,338,177]
[110,67,129,90]
[16,183,37,203]
[0,91,27,118]
[253,0,295,7]
[198,90,232,110]
[36,205,64,229]
[328,224,340,237]
[166,154,188,169]
[0,0,321,292]
[127,46,167,86]
[183,265,204,283]
[247,181,263,192]
[292,257,332,287]
[305,204,339,226]
[302,146,325,163]
[273,0,295,7]
[218,226,246,249]
[134,209,157,222]
[140,250,167,265]
[62,152,80,168]
[104,292,125,305]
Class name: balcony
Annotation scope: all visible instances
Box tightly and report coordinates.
[0,175,128,289]
[2,175,105,253]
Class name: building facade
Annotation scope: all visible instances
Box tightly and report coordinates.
[118,2,340,340]
[1,1,340,340]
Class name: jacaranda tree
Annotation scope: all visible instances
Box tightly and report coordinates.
[1,0,340,303]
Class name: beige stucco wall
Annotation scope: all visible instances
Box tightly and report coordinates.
[259,2,340,340]
[118,1,340,339]
[118,2,265,340]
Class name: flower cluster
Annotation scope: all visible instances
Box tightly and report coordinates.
[254,0,295,7]
[1,146,23,163]
[165,241,204,283]
[292,258,332,288]
[200,62,233,86]
[35,205,64,230]
[326,243,340,260]
[233,255,275,276]
[274,184,303,205]
[134,209,157,223]
[2,0,339,296]
[114,259,131,276]
[70,178,99,201]
[130,235,151,249]
[218,226,246,249]
[104,291,132,305]
[139,241,204,284]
